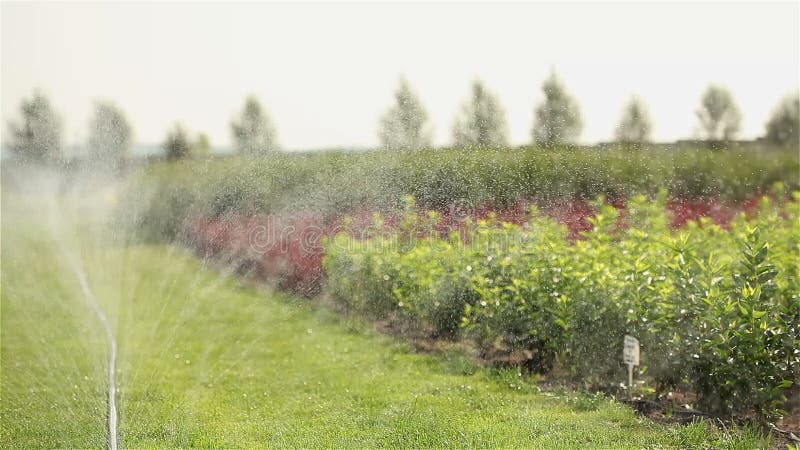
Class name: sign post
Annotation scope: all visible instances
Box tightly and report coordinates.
[622,335,640,396]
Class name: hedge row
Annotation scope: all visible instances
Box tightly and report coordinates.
[323,190,800,419]
[119,145,799,242]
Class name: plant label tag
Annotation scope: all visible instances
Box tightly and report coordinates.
[623,335,639,366]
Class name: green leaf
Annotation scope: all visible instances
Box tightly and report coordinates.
[737,303,749,317]
[754,244,769,265]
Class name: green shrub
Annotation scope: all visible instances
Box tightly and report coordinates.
[323,235,398,318]
[463,216,571,372]
[323,190,800,418]
[692,224,798,418]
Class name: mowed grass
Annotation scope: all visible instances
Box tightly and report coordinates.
[1,195,108,448]
[1,191,769,448]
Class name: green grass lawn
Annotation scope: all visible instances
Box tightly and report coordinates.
[1,191,769,448]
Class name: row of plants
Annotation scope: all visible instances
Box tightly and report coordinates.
[323,189,800,419]
[186,190,767,298]
[189,213,327,296]
[119,145,799,242]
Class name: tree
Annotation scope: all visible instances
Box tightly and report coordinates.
[231,96,278,155]
[87,101,132,167]
[163,124,191,161]
[532,71,582,147]
[764,91,799,146]
[696,85,741,142]
[6,91,62,163]
[615,95,653,145]
[378,78,433,150]
[193,133,212,157]
[452,80,508,148]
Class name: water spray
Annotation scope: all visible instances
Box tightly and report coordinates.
[68,257,119,450]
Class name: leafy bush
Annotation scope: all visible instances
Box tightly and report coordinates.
[323,188,800,418]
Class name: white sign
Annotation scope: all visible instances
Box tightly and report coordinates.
[623,335,640,391]
[623,335,640,366]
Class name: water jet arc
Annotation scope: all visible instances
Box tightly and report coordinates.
[68,257,119,450]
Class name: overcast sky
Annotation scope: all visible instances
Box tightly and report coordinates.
[2,1,798,150]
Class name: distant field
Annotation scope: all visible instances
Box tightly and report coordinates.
[0,191,770,448]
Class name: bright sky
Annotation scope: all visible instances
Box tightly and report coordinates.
[2,1,798,150]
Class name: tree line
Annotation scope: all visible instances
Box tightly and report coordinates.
[381,73,797,150]
[5,73,799,164]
